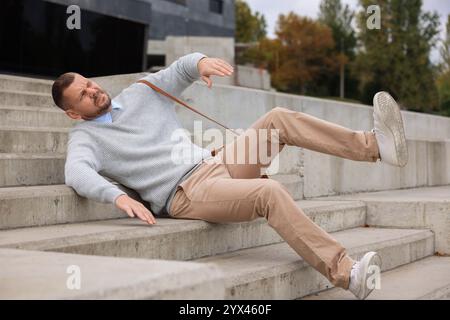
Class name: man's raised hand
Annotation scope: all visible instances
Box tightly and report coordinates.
[197,57,234,89]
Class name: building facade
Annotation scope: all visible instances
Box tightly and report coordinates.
[145,0,234,40]
[0,0,235,78]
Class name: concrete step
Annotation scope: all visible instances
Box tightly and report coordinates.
[0,74,52,94]
[0,153,302,200]
[301,139,450,198]
[0,105,76,128]
[269,174,303,201]
[302,256,450,300]
[0,184,127,230]
[313,185,450,254]
[1,130,448,193]
[0,248,224,299]
[0,90,54,108]
[0,126,69,153]
[193,227,435,299]
[0,153,65,187]
[0,182,364,229]
[0,200,366,258]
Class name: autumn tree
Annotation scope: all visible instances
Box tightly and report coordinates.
[269,13,336,95]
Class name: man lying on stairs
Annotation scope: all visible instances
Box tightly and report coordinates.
[52,52,409,300]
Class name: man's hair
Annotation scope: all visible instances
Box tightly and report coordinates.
[52,72,77,111]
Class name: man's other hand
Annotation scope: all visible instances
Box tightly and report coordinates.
[198,57,234,89]
[114,194,156,225]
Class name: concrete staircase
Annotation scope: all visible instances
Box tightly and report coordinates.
[0,74,449,299]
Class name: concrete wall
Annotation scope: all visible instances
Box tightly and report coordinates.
[235,65,271,91]
[148,38,272,90]
[92,73,450,198]
[92,72,450,142]
[164,36,235,86]
[147,40,167,55]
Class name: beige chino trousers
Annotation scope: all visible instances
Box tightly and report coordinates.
[169,107,380,289]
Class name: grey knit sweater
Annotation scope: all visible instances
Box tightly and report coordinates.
[64,52,213,216]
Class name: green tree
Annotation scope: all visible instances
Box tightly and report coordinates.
[437,15,450,116]
[235,0,267,43]
[318,0,358,99]
[355,0,440,113]
[439,15,450,73]
[319,0,356,58]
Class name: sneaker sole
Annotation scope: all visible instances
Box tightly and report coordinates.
[358,252,382,300]
[373,92,408,167]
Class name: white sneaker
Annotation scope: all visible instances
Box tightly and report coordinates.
[373,92,408,167]
[348,251,382,300]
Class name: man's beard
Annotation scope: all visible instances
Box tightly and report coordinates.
[94,90,111,113]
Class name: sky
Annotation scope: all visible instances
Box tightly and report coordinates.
[245,0,450,63]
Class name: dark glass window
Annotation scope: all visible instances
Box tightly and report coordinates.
[209,0,223,14]
[0,0,147,78]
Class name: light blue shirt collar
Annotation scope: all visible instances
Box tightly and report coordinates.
[91,100,122,123]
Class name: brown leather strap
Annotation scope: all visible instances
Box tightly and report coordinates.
[137,79,240,136]
[137,79,270,176]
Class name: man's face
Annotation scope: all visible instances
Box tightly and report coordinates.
[63,73,112,121]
